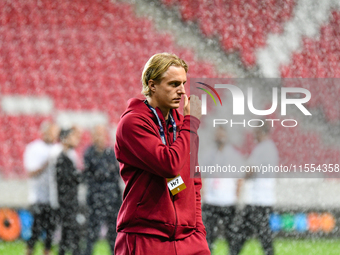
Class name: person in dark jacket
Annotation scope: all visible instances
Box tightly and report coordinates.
[56,127,82,255]
[114,53,210,255]
[83,125,122,255]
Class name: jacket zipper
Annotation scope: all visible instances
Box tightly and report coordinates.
[166,122,178,240]
[171,195,178,240]
[166,121,171,146]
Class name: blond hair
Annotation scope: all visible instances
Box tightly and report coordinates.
[141,53,188,97]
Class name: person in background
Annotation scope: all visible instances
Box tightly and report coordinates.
[82,125,122,255]
[202,126,244,252]
[48,135,63,213]
[56,127,82,255]
[230,122,279,255]
[48,126,81,226]
[24,121,60,255]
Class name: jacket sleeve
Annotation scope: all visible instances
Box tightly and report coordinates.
[83,149,91,183]
[115,114,200,178]
[56,157,66,186]
[56,156,67,206]
[56,155,81,186]
[194,177,206,235]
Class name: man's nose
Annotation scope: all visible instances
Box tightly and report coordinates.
[178,83,186,94]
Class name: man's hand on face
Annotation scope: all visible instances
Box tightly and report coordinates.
[183,95,202,120]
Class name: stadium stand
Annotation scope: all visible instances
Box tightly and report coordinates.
[280,10,340,79]
[280,10,340,122]
[273,125,340,174]
[0,0,217,177]
[0,0,339,180]
[161,0,296,67]
[0,115,51,176]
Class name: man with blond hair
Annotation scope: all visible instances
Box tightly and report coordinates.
[114,53,210,254]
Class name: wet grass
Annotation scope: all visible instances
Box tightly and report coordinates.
[1,238,340,254]
[0,239,111,255]
[213,238,340,255]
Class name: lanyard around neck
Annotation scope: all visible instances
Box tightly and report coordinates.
[144,100,177,145]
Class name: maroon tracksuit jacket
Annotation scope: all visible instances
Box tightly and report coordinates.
[114,98,210,255]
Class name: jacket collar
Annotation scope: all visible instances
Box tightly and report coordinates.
[122,98,183,130]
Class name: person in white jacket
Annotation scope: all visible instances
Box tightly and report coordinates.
[202,126,245,251]
[24,122,59,255]
[230,122,279,255]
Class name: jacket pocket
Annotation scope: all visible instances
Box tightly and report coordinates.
[136,177,153,207]
[135,176,175,223]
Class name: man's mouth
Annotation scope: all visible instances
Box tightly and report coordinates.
[173,98,181,102]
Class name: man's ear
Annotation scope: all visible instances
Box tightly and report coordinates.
[148,79,157,94]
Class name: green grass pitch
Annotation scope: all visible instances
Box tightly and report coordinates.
[1,238,340,255]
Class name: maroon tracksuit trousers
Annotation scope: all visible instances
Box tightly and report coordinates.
[115,231,210,255]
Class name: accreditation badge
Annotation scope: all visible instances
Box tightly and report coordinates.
[167,175,186,195]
